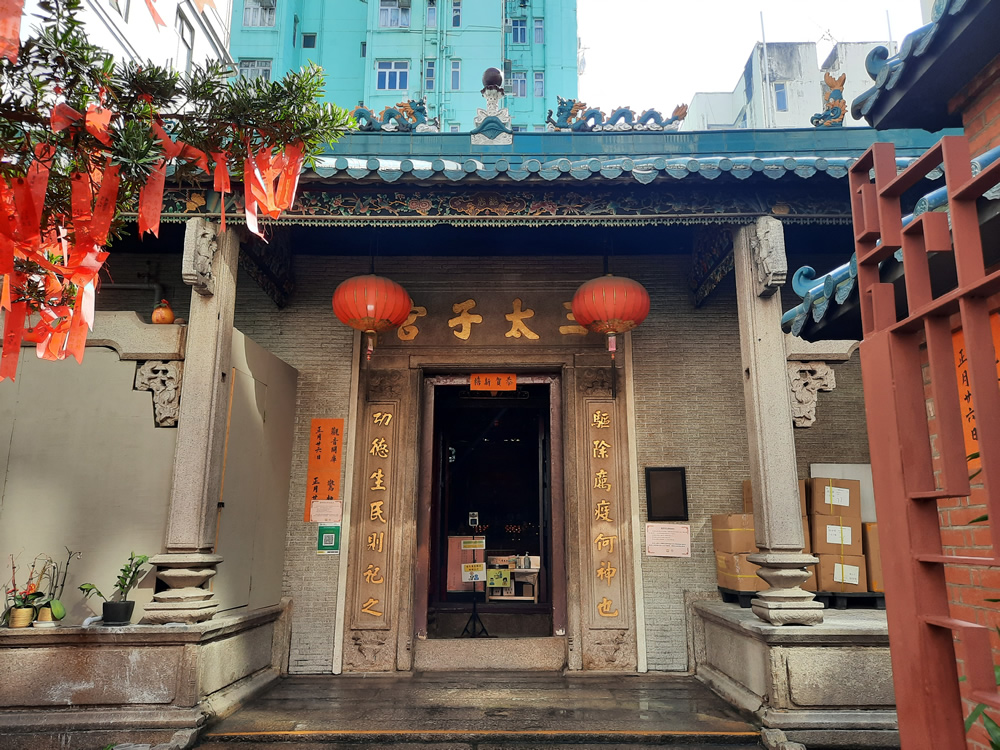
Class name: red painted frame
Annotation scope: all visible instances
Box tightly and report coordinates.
[851,136,1000,748]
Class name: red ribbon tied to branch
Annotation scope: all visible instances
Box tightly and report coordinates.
[0,0,24,63]
[242,141,305,240]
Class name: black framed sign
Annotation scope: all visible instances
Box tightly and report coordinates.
[645,467,688,522]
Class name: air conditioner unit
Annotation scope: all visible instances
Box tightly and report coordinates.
[399,0,411,7]
[502,18,512,30]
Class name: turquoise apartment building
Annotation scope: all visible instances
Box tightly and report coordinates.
[229,0,579,131]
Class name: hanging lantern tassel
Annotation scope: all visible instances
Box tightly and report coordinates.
[332,274,412,362]
[571,274,651,394]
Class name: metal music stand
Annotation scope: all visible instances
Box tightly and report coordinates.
[460,546,489,638]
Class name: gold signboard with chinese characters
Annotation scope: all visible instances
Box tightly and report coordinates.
[351,404,397,630]
[586,400,630,630]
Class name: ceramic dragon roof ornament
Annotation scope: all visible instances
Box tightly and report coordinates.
[545,97,688,132]
[351,98,439,132]
[811,73,847,128]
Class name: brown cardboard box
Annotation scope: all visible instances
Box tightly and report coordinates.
[741,479,808,516]
[716,552,763,591]
[712,513,756,553]
[801,515,812,554]
[809,514,863,557]
[863,522,884,593]
[809,477,862,518]
[816,554,869,593]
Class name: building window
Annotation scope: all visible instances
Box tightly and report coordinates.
[533,71,544,97]
[512,125,527,132]
[243,0,276,28]
[377,60,409,90]
[424,60,435,90]
[451,59,460,90]
[510,71,526,97]
[302,33,317,48]
[774,82,788,112]
[379,0,410,28]
[452,0,461,27]
[176,11,194,73]
[449,124,460,132]
[238,59,272,81]
[534,18,543,43]
[511,19,526,44]
[427,0,437,27]
[361,42,366,57]
[533,124,546,131]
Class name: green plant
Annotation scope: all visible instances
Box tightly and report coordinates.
[3,553,51,623]
[78,552,149,603]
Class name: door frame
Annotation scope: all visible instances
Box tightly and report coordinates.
[414,373,566,639]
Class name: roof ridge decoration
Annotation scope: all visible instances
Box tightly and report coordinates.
[352,98,440,133]
[471,67,513,145]
[811,73,847,128]
[545,97,688,132]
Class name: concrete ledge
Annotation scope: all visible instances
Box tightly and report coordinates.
[692,601,898,748]
[413,637,567,671]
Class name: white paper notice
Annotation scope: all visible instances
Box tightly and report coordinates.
[645,523,692,557]
[823,486,851,507]
[834,563,860,585]
[825,524,852,545]
[310,500,342,524]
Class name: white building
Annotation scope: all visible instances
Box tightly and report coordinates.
[21,0,233,71]
[681,41,896,131]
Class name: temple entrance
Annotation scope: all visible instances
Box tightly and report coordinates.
[425,379,558,639]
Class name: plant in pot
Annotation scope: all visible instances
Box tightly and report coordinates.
[79,552,150,626]
[32,548,82,626]
[3,554,48,628]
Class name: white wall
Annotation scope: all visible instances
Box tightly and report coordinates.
[21,0,233,69]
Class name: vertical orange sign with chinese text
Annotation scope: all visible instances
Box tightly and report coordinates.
[951,314,1000,473]
[305,418,344,522]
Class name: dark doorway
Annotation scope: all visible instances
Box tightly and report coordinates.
[427,383,553,638]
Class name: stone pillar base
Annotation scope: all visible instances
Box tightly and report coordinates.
[141,552,222,624]
[747,551,823,626]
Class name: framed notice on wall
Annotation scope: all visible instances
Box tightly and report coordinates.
[645,467,688,522]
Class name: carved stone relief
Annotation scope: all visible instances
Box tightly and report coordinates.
[788,362,836,427]
[368,370,405,400]
[750,216,788,297]
[577,367,613,396]
[134,360,183,427]
[181,217,218,296]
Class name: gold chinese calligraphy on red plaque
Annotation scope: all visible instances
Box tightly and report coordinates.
[586,400,629,630]
[352,404,396,630]
[304,418,344,522]
[470,373,516,391]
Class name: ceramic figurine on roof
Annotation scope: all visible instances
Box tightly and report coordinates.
[470,67,514,145]
[546,98,688,132]
[351,98,438,133]
[811,73,847,127]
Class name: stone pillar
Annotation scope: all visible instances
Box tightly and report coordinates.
[141,218,239,624]
[732,217,823,626]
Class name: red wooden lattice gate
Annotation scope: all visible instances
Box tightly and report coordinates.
[852,136,1000,748]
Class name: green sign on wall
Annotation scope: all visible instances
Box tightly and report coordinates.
[317,525,341,554]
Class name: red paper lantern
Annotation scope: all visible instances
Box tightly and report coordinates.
[571,274,650,356]
[332,274,412,359]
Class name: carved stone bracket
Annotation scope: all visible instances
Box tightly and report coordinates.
[750,215,787,297]
[135,360,183,427]
[182,217,218,296]
[367,370,405,400]
[788,362,836,428]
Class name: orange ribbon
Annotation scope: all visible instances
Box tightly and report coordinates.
[0,0,24,63]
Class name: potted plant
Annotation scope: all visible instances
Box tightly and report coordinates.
[33,548,81,626]
[79,552,149,626]
[3,554,48,628]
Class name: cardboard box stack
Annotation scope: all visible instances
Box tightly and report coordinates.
[741,479,815,590]
[809,477,867,593]
[712,512,760,591]
[863,522,883,593]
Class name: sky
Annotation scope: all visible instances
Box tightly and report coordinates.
[576,0,926,112]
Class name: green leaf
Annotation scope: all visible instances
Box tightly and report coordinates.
[983,712,1000,747]
[971,514,989,524]
[967,703,987,733]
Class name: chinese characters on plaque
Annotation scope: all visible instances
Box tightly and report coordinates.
[305,418,344,523]
[587,403,626,628]
[951,314,1000,474]
[392,296,591,344]
[354,405,396,629]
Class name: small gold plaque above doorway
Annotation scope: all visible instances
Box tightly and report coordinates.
[470,373,516,391]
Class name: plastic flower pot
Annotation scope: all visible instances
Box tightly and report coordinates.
[101,601,135,626]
